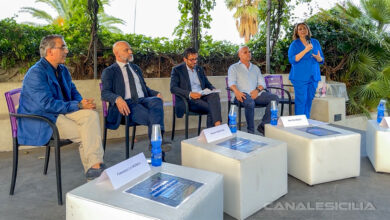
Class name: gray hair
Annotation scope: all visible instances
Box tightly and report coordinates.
[112,41,131,53]
[39,34,64,57]
[238,45,249,54]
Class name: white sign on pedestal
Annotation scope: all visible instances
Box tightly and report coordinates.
[379,117,390,128]
[278,115,309,127]
[198,124,232,143]
[96,153,150,189]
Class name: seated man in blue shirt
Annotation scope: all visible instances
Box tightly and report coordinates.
[17,35,105,180]
[228,46,279,134]
[170,48,222,128]
[101,41,170,153]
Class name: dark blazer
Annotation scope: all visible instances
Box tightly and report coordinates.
[170,62,215,118]
[101,62,159,129]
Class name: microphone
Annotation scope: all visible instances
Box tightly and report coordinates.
[305,35,311,44]
[305,35,312,54]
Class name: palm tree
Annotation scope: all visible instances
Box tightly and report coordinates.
[225,0,261,43]
[331,0,390,114]
[19,0,124,33]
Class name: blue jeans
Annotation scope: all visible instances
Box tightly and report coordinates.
[235,92,279,134]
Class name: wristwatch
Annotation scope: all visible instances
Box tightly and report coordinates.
[78,102,83,109]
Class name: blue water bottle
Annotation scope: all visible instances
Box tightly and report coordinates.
[151,124,162,167]
[270,100,278,126]
[228,105,237,133]
[377,99,387,124]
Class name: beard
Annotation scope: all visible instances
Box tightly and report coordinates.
[128,55,134,62]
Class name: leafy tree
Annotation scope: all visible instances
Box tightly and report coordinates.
[19,0,124,33]
[173,0,216,49]
[306,1,390,115]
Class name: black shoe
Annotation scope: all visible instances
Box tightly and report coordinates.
[85,163,106,180]
[257,124,265,136]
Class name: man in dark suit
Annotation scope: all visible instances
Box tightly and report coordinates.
[170,48,222,128]
[101,41,169,149]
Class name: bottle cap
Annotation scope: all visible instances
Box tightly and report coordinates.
[229,105,236,116]
[151,124,161,141]
[271,100,277,110]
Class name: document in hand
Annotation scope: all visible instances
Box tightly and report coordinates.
[200,88,221,96]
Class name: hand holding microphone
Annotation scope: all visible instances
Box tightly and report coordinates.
[305,35,313,53]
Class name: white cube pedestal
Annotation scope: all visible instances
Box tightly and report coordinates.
[181,131,287,220]
[311,96,346,123]
[366,120,390,172]
[265,124,360,185]
[66,163,223,220]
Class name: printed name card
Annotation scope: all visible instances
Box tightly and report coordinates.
[379,117,390,128]
[96,153,150,190]
[278,115,309,127]
[198,124,232,143]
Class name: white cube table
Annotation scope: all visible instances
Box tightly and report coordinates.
[311,96,346,123]
[66,163,223,220]
[265,124,360,185]
[366,120,390,172]
[181,131,287,220]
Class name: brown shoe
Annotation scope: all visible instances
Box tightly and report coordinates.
[148,141,172,152]
[161,141,172,152]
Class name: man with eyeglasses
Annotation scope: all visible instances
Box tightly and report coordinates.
[170,47,222,128]
[101,41,171,156]
[17,34,105,180]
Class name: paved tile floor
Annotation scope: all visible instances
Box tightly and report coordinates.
[1,125,390,220]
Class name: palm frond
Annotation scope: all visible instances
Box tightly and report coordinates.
[19,7,54,24]
[98,14,125,25]
[361,0,390,31]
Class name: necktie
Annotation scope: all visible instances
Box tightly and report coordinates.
[125,64,139,102]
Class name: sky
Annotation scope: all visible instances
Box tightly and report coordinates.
[0,0,357,44]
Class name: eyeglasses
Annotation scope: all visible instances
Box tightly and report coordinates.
[52,46,68,50]
[187,58,198,62]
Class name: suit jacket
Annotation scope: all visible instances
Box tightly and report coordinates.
[101,62,159,129]
[170,63,215,118]
[17,58,82,146]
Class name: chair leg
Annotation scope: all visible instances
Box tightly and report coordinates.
[54,141,63,205]
[281,103,285,116]
[171,108,176,140]
[43,145,50,175]
[227,102,231,125]
[197,115,202,135]
[131,126,136,150]
[238,106,242,130]
[185,113,189,139]
[125,116,130,159]
[10,138,18,195]
[102,119,107,152]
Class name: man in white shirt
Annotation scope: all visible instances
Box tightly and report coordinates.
[228,46,278,134]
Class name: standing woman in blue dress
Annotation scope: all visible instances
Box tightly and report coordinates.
[288,22,324,118]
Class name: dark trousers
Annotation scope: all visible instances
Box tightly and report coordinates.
[188,93,222,128]
[126,97,164,139]
[235,92,279,134]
